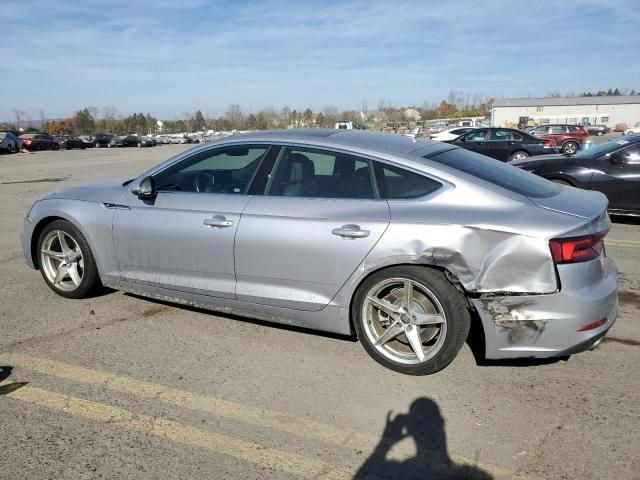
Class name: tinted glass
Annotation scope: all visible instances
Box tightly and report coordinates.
[549,126,566,134]
[428,148,560,198]
[374,163,441,199]
[155,146,267,194]
[268,147,375,199]
[612,146,640,164]
[575,138,638,158]
[490,129,512,141]
[464,130,487,141]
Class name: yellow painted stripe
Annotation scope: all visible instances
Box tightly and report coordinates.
[607,239,640,248]
[3,354,530,479]
[3,353,372,450]
[5,385,351,480]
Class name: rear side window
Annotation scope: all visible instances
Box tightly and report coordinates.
[374,163,441,199]
[428,148,560,198]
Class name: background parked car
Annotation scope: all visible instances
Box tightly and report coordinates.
[93,133,115,148]
[528,124,589,154]
[614,123,628,132]
[446,127,556,161]
[430,127,476,142]
[625,122,640,135]
[109,135,153,147]
[585,125,611,136]
[0,131,22,153]
[512,135,640,216]
[54,135,87,150]
[19,133,59,151]
[78,135,95,148]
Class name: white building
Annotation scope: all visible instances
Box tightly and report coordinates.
[492,95,640,128]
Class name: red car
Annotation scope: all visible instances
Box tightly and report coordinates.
[528,124,589,154]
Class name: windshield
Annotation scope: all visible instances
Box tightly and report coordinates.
[574,138,637,158]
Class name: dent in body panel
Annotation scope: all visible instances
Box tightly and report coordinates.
[478,298,546,344]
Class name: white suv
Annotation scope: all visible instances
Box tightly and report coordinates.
[625,122,640,135]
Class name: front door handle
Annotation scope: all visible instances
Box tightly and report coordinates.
[332,224,370,239]
[203,215,233,228]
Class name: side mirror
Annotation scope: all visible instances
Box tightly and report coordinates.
[132,176,156,198]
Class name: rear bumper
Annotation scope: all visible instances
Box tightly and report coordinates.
[472,257,618,359]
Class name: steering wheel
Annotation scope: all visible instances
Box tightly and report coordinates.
[194,171,214,192]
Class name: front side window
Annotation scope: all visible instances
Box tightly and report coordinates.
[549,126,566,134]
[155,146,267,194]
[268,147,375,199]
[612,146,640,164]
[374,163,441,199]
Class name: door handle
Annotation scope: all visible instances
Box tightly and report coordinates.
[332,224,370,239]
[203,215,233,228]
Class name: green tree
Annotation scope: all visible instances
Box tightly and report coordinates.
[315,112,325,127]
[71,108,95,134]
[192,110,207,131]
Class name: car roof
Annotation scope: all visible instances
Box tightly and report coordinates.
[215,129,451,157]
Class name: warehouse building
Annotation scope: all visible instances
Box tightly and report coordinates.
[491,95,640,128]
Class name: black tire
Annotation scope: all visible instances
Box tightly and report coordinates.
[508,150,529,161]
[562,141,578,154]
[36,219,101,299]
[352,266,471,375]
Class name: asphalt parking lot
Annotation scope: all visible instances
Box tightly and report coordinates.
[1,145,639,480]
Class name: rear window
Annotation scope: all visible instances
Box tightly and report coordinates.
[427,148,560,198]
[373,162,441,199]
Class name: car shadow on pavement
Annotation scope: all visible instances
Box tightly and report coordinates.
[354,397,493,479]
[610,215,640,226]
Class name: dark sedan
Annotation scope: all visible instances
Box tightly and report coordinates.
[446,127,556,162]
[19,133,59,151]
[54,135,87,150]
[93,133,115,148]
[512,135,640,216]
[109,135,153,148]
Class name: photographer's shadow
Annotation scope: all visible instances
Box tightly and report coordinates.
[354,398,492,479]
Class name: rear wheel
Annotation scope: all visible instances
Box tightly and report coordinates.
[353,266,470,375]
[509,150,529,161]
[37,220,100,299]
[562,141,578,154]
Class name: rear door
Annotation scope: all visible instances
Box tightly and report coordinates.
[590,145,640,211]
[234,146,389,311]
[484,129,513,161]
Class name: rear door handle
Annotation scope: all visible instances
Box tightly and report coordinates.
[203,215,233,228]
[332,224,370,239]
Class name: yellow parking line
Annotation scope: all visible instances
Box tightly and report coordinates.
[2,354,529,479]
[607,239,640,248]
[5,385,351,480]
[3,353,372,450]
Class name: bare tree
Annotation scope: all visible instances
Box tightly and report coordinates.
[12,108,25,129]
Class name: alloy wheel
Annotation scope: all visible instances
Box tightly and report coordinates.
[362,277,447,365]
[40,230,84,291]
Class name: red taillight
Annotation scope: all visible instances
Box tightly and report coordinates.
[543,140,554,148]
[577,317,607,332]
[579,128,589,136]
[549,231,607,264]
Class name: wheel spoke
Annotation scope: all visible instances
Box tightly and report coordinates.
[374,321,404,346]
[42,249,65,259]
[57,231,72,255]
[405,326,426,362]
[412,312,445,326]
[403,280,413,311]
[53,265,68,285]
[68,264,82,286]
[366,296,402,317]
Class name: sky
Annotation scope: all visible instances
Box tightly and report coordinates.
[2,0,639,121]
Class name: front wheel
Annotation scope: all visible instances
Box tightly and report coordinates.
[37,220,100,298]
[562,141,578,154]
[352,266,470,375]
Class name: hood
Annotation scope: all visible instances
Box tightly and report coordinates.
[40,176,131,203]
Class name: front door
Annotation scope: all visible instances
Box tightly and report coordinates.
[456,129,488,155]
[112,145,270,298]
[234,146,390,311]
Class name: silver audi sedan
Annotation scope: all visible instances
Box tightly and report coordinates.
[21,130,618,375]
